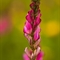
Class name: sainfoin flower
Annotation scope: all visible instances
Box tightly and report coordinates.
[23,0,43,60]
[24,21,32,34]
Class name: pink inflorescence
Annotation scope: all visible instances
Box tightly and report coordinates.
[23,0,43,60]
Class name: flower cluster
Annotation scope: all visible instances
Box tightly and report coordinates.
[23,0,43,60]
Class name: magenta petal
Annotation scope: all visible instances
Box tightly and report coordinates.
[24,21,32,34]
[23,53,30,60]
[26,14,32,23]
[36,52,43,60]
[28,10,33,15]
[28,10,34,20]
[26,10,34,23]
[30,2,35,9]
[34,13,41,27]
[34,26,40,41]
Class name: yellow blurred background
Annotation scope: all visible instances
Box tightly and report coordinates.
[0,0,60,60]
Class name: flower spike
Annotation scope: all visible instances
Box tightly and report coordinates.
[23,0,43,60]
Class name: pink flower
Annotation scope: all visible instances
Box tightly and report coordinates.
[36,51,44,60]
[26,14,32,23]
[34,13,41,27]
[26,10,34,23]
[24,21,32,34]
[34,26,40,41]
[30,2,35,9]
[23,53,30,60]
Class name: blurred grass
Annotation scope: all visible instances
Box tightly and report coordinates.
[0,0,60,60]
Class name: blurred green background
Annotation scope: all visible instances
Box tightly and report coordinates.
[0,0,60,60]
